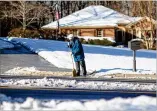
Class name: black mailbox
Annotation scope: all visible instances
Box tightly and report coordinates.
[128,39,143,72]
[128,39,143,50]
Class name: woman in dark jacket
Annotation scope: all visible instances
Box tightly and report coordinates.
[67,34,87,76]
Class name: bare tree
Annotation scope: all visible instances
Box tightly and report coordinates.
[2,1,50,30]
[131,1,156,49]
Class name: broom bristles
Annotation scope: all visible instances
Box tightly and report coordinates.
[72,69,77,77]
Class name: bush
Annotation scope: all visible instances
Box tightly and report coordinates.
[8,28,67,41]
[8,28,115,46]
[82,40,88,44]
[102,38,114,46]
[79,38,115,46]
[88,39,94,45]
[39,29,67,41]
[39,29,56,40]
[8,28,40,38]
[88,39,114,46]
[79,38,85,43]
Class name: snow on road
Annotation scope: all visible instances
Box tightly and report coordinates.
[6,37,156,77]
[0,78,156,91]
[0,93,156,110]
[5,67,72,76]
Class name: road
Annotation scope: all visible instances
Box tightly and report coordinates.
[0,87,155,100]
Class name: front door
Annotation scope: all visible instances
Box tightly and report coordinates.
[116,30,123,43]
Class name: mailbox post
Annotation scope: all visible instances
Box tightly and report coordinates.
[133,50,136,72]
[128,39,143,72]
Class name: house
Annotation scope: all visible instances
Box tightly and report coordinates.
[42,5,156,44]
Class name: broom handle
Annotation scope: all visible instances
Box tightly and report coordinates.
[71,53,75,69]
[68,42,75,69]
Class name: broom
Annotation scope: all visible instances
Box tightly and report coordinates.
[70,52,77,77]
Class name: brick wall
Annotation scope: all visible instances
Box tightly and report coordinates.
[103,28,115,38]
[80,29,95,36]
[63,28,115,38]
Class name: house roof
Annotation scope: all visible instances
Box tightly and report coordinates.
[126,16,157,28]
[42,5,142,29]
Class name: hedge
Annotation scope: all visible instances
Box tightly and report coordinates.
[79,38,115,46]
[8,28,40,38]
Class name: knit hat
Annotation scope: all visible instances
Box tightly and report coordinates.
[67,34,74,40]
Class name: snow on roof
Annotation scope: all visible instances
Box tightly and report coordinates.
[67,19,118,27]
[126,16,155,28]
[42,5,142,29]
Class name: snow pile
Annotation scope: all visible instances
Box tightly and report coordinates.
[6,38,156,77]
[5,67,37,73]
[94,69,156,76]
[0,94,156,110]
[4,66,156,79]
[0,39,14,49]
[0,78,156,91]
[5,67,71,76]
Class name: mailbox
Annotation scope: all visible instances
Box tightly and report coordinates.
[128,39,143,72]
[128,39,143,50]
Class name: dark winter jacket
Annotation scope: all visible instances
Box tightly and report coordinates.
[68,37,85,62]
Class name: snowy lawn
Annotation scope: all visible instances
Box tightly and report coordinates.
[0,93,156,110]
[0,39,14,49]
[5,37,156,78]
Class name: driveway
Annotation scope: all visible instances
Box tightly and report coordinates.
[0,47,71,74]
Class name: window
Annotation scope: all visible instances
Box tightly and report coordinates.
[97,29,103,37]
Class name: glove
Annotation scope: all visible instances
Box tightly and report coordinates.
[67,42,70,47]
[67,42,72,48]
